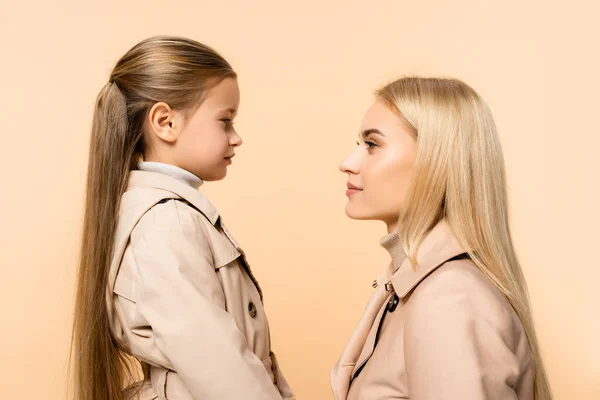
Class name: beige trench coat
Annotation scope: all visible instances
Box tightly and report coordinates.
[106,170,294,399]
[331,221,535,400]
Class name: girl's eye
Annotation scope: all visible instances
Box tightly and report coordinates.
[221,118,234,126]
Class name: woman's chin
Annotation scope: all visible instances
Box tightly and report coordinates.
[344,204,374,220]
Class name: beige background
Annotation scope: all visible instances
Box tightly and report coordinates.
[1,1,598,399]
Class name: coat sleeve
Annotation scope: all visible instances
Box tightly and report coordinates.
[131,213,286,400]
[271,350,296,399]
[403,268,522,400]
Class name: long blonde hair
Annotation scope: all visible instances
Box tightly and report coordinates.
[377,77,552,399]
[70,36,236,400]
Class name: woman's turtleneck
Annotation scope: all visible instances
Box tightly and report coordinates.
[380,229,407,273]
[137,161,203,189]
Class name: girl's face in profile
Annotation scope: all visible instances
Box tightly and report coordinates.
[146,77,242,181]
[339,100,418,231]
[175,78,242,181]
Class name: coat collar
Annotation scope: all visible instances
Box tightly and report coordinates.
[127,170,219,226]
[331,220,469,399]
[389,219,467,299]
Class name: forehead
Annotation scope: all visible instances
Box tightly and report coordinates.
[203,77,240,109]
[360,100,417,143]
[361,100,401,130]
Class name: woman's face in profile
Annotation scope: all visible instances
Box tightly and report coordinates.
[339,100,418,230]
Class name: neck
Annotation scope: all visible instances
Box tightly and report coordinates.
[385,219,399,235]
[137,161,203,189]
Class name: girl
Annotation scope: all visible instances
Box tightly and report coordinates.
[71,36,295,400]
[331,77,552,399]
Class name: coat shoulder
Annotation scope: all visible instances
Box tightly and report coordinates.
[130,198,211,243]
[406,259,518,339]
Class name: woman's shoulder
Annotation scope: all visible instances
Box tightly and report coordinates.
[406,258,521,339]
[402,256,534,385]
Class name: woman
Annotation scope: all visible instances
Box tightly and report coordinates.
[331,77,552,399]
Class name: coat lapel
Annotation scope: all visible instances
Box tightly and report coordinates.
[332,220,468,399]
[330,268,393,399]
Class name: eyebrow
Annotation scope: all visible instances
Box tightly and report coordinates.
[359,128,385,139]
[220,107,238,115]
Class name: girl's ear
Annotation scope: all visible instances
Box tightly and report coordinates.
[148,102,178,143]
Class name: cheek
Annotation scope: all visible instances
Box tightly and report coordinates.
[365,152,414,214]
[385,151,416,209]
[206,127,230,150]
[176,125,230,179]
[187,126,228,158]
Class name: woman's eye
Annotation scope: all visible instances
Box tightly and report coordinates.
[356,140,377,149]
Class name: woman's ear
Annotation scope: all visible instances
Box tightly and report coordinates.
[147,102,178,143]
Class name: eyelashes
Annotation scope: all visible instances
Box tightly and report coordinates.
[356,140,377,149]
